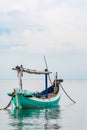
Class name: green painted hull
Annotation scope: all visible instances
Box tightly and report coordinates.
[12,93,60,108]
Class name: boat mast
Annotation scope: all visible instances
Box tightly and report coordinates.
[45,69,48,98]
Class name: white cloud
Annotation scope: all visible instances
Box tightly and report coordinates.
[0,0,87,53]
[0,0,87,79]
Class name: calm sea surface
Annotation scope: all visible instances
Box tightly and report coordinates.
[0,79,87,130]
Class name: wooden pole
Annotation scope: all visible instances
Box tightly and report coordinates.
[45,69,48,98]
[44,56,52,85]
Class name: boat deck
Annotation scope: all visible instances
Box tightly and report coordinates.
[40,93,57,99]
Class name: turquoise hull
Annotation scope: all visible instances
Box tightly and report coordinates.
[12,94,60,108]
[11,91,61,108]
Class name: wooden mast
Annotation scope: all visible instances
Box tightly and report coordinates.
[45,69,48,98]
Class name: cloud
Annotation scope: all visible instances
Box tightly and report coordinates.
[0,0,87,53]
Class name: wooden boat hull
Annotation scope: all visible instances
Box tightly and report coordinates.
[9,65,63,109]
[12,92,61,108]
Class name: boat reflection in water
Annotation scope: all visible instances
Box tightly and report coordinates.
[8,105,61,130]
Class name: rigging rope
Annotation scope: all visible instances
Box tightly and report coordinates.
[0,93,14,110]
[59,83,76,103]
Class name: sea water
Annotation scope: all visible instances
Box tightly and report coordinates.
[0,79,87,130]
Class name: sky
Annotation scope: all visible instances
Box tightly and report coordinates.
[0,0,87,79]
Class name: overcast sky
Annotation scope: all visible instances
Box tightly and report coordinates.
[0,0,87,79]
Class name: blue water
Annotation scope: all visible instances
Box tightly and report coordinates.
[0,80,87,130]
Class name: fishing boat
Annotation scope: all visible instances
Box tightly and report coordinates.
[7,65,63,109]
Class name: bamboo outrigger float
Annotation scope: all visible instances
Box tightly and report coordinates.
[7,65,63,109]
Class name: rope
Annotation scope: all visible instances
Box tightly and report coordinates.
[0,93,14,110]
[59,83,76,104]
